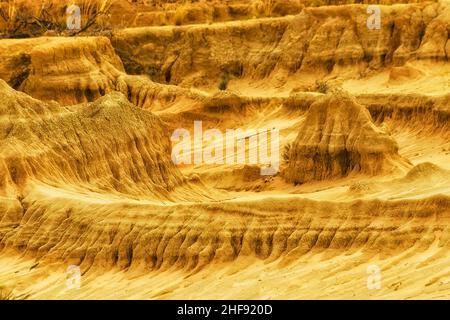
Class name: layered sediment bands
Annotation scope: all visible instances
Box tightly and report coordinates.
[115,74,202,111]
[115,74,285,120]
[129,0,435,28]
[0,194,448,272]
[112,17,290,85]
[131,0,304,27]
[1,3,448,106]
[284,91,410,184]
[111,2,449,86]
[284,92,450,139]
[0,0,435,34]
[0,37,124,105]
[116,73,450,139]
[358,93,450,134]
[116,73,450,135]
[0,80,184,198]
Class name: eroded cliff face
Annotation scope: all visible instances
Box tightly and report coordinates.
[284,90,410,184]
[0,4,449,106]
[0,80,185,200]
[112,3,450,87]
[1,0,427,36]
[0,37,124,105]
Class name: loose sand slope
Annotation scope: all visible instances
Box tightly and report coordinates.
[0,2,449,299]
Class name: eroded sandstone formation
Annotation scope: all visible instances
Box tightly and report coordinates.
[112,3,450,87]
[0,79,184,199]
[284,90,410,183]
[0,37,124,105]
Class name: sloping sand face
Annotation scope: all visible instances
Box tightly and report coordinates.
[0,2,449,300]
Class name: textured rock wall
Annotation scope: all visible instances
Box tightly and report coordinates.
[284,90,410,183]
[0,37,124,105]
[0,80,184,199]
[1,194,448,272]
[112,3,450,86]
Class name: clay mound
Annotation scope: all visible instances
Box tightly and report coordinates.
[0,80,184,198]
[0,37,124,105]
[401,162,449,182]
[284,90,410,184]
